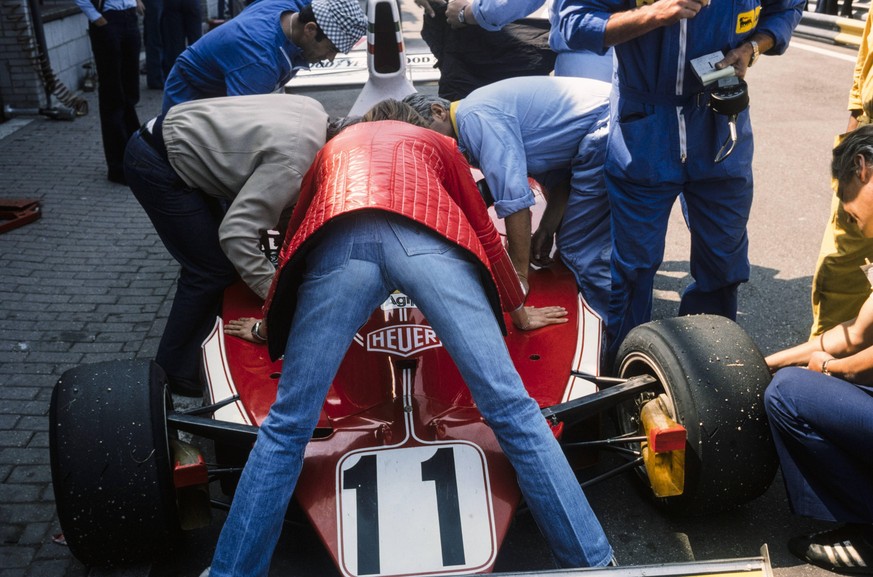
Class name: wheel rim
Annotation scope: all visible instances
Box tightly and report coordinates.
[613,351,677,487]
[617,350,676,421]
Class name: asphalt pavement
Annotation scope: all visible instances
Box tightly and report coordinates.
[0,10,865,577]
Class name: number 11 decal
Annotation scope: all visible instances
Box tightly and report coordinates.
[338,443,495,577]
[421,447,465,567]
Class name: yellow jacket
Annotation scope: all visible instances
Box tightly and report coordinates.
[849,15,873,117]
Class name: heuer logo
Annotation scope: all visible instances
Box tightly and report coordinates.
[366,324,442,357]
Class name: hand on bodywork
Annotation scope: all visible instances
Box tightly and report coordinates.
[224,317,267,344]
[510,305,569,331]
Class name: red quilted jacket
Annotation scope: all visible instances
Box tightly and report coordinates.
[264,120,525,360]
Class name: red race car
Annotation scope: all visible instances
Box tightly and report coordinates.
[49,191,776,575]
[48,2,777,574]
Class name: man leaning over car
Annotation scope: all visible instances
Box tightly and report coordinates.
[123,93,328,396]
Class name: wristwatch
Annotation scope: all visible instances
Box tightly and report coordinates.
[747,39,760,67]
[251,320,267,343]
[821,358,832,376]
[457,3,467,25]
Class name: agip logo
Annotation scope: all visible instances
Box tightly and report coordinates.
[736,6,761,34]
[381,292,417,310]
[366,325,442,357]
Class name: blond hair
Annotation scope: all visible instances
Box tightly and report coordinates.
[361,99,431,128]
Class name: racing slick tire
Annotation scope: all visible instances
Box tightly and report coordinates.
[614,314,777,516]
[49,359,180,566]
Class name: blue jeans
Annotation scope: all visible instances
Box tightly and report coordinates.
[210,212,612,576]
[124,132,237,384]
[765,367,873,523]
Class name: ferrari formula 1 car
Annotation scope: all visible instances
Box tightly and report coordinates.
[48,2,777,574]
[49,196,778,576]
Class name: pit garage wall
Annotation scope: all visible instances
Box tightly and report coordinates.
[0,0,219,112]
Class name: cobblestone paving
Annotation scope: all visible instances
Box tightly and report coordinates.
[0,85,168,577]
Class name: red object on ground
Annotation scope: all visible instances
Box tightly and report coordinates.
[0,199,41,234]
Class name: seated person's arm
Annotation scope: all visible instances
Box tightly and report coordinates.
[767,291,873,373]
[813,346,873,385]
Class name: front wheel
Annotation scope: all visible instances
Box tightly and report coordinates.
[614,315,777,516]
[49,360,180,565]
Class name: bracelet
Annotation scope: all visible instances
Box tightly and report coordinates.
[821,358,832,376]
[747,39,760,67]
[251,320,267,343]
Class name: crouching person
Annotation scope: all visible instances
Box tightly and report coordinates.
[765,125,873,575]
[206,102,614,576]
[123,94,328,396]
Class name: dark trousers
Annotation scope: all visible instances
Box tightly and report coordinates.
[765,367,873,523]
[124,132,238,383]
[161,0,202,77]
[143,0,164,88]
[89,9,141,178]
[815,0,854,16]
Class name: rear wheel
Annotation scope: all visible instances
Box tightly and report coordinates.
[49,360,180,565]
[614,315,777,515]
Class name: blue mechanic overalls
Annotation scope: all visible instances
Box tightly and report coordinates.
[557,0,803,356]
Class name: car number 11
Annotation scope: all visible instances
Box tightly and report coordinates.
[337,443,496,577]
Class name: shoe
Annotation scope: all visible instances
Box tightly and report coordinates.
[788,524,873,575]
[167,375,203,397]
[198,568,210,577]
[107,169,127,185]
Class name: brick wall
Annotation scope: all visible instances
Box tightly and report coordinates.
[44,11,90,104]
[0,1,91,112]
[0,0,233,115]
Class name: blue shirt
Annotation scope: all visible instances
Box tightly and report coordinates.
[74,0,137,21]
[162,0,309,111]
[454,76,611,218]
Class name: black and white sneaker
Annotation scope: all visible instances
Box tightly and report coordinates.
[789,524,873,575]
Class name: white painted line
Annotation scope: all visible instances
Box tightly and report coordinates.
[789,39,858,62]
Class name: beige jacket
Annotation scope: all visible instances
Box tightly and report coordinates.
[162,94,328,299]
[849,15,873,119]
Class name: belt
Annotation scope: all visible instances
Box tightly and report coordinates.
[619,85,710,108]
[138,116,168,159]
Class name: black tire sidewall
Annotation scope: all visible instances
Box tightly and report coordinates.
[49,359,179,566]
[615,315,777,515]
